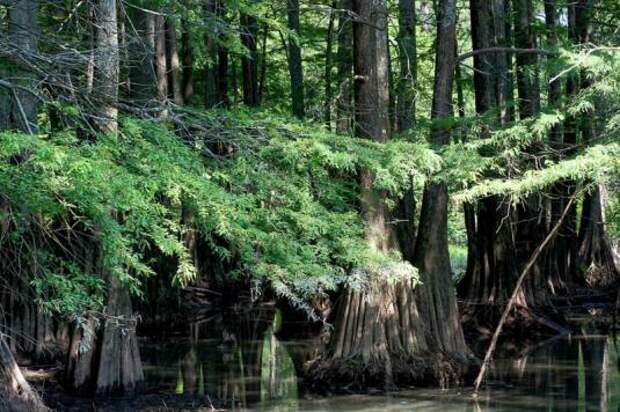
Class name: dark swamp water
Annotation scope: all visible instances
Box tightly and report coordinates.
[129,309,620,412]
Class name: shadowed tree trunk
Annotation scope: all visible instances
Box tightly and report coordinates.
[324,1,336,128]
[458,0,520,309]
[240,8,259,106]
[392,0,418,261]
[166,19,183,104]
[1,0,39,133]
[216,0,229,107]
[204,0,218,108]
[573,0,618,287]
[512,0,551,307]
[396,0,417,132]
[286,0,305,118]
[335,0,353,134]
[181,22,194,104]
[129,10,157,102]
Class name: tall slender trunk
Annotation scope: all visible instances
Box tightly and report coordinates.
[240,9,259,106]
[513,0,539,119]
[166,19,183,104]
[396,0,417,132]
[393,0,418,259]
[257,24,269,103]
[286,0,305,118]
[204,0,218,108]
[154,14,168,103]
[1,0,39,133]
[543,0,572,291]
[324,1,337,128]
[93,0,119,133]
[181,23,194,103]
[513,0,549,307]
[335,0,353,134]
[216,0,229,107]
[129,10,157,102]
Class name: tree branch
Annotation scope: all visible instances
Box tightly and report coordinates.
[473,194,576,395]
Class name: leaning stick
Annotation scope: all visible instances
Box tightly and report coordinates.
[473,196,576,394]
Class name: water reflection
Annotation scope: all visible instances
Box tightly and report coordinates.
[141,313,620,412]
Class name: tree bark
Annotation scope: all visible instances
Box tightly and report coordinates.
[240,9,259,106]
[396,0,417,132]
[129,10,157,102]
[458,0,521,310]
[324,1,337,128]
[286,0,305,118]
[93,0,119,133]
[216,0,229,107]
[181,22,194,104]
[166,19,183,104]
[1,0,39,133]
[412,0,468,358]
[204,0,218,108]
[95,275,144,396]
[335,0,353,134]
[513,0,539,119]
[573,0,618,287]
[154,14,168,103]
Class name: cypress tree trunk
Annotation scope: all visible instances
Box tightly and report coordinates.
[512,0,551,307]
[286,0,305,118]
[413,0,468,359]
[204,0,218,108]
[458,0,520,309]
[129,10,157,102]
[573,0,618,287]
[392,0,418,261]
[166,19,184,104]
[396,0,417,132]
[216,0,229,107]
[93,0,119,133]
[181,22,194,104]
[240,10,259,106]
[310,0,469,390]
[1,0,39,133]
[154,14,168,103]
[542,0,575,292]
[324,1,337,128]
[335,0,353,134]
[65,1,144,396]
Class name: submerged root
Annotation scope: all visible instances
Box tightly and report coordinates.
[306,350,469,392]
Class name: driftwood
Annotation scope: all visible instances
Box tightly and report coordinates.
[473,196,575,394]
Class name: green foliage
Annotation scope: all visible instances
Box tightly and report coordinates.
[0,111,435,316]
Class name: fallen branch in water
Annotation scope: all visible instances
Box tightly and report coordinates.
[473,195,576,395]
